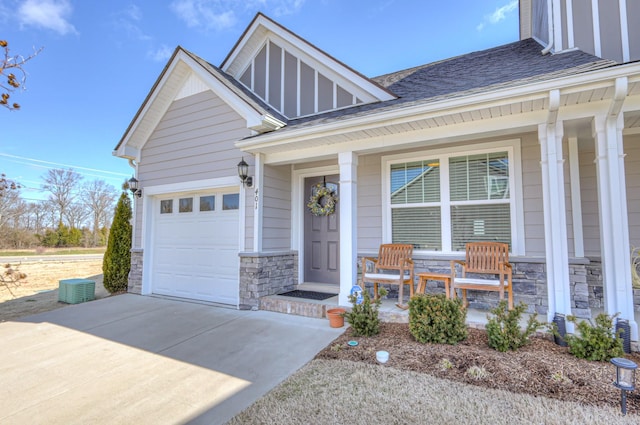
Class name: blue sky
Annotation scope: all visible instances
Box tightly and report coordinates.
[1,0,519,201]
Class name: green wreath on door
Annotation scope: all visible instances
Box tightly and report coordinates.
[307,184,338,216]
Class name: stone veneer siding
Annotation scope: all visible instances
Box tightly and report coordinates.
[128,248,143,294]
[587,258,640,313]
[358,255,600,318]
[240,251,298,309]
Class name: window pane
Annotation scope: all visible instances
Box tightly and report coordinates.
[200,196,215,211]
[223,193,239,210]
[179,198,193,213]
[450,152,509,201]
[160,200,173,214]
[451,204,511,250]
[391,207,441,250]
[390,160,440,204]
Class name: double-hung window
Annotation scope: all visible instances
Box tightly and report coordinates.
[386,145,516,253]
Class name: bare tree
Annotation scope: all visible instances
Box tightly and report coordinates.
[65,202,89,229]
[0,173,20,197]
[1,40,42,110]
[42,169,83,225]
[0,183,20,228]
[25,201,47,234]
[82,179,118,246]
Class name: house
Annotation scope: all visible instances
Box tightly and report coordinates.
[114,0,640,341]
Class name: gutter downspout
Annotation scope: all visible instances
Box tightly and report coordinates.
[541,0,554,55]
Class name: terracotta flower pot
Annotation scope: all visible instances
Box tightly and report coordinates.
[326,308,346,328]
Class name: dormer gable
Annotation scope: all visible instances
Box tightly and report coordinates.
[221,13,396,119]
[520,0,640,63]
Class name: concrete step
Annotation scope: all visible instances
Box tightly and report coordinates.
[259,294,412,323]
[259,295,335,319]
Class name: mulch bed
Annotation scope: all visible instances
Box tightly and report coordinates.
[316,322,640,415]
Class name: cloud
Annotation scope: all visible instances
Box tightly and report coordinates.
[170,0,236,31]
[125,4,142,21]
[113,4,152,42]
[148,45,174,62]
[170,0,305,30]
[477,0,518,31]
[18,0,77,35]
[268,0,305,17]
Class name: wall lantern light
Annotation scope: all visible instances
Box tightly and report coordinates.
[611,357,637,415]
[237,157,253,188]
[128,176,142,198]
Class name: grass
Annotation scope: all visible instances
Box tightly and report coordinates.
[0,247,105,257]
[228,359,637,425]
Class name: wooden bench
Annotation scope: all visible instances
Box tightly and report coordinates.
[362,244,414,309]
[450,242,513,310]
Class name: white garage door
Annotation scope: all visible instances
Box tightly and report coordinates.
[151,190,240,305]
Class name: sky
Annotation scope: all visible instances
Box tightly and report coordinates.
[1,0,520,201]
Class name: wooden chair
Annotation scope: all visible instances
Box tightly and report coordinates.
[450,242,513,310]
[362,244,414,309]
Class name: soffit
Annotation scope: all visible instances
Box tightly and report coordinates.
[236,69,640,164]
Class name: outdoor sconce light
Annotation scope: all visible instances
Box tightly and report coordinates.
[611,357,637,415]
[237,157,253,188]
[128,176,142,198]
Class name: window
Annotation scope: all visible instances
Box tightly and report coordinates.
[449,152,511,250]
[160,200,173,214]
[387,148,514,252]
[199,195,215,212]
[179,197,193,213]
[390,160,441,250]
[222,193,239,210]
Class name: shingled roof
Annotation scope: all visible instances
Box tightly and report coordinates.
[268,38,615,131]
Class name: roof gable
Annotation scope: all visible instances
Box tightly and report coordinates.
[114,47,284,160]
[220,13,396,119]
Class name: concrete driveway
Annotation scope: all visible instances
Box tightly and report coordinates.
[0,294,345,424]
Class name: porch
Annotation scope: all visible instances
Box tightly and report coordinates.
[259,283,640,333]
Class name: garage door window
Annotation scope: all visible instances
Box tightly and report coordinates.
[160,199,173,214]
[179,197,193,213]
[200,195,215,212]
[223,193,239,210]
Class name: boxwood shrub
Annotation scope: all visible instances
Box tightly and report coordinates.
[408,294,467,344]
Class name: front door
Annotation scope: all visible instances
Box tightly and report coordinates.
[304,175,340,284]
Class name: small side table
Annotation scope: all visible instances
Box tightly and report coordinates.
[417,273,452,299]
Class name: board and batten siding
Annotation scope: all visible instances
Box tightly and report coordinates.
[261,164,292,251]
[133,90,252,246]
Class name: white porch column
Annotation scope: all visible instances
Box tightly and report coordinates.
[338,152,358,306]
[539,121,573,324]
[592,114,638,340]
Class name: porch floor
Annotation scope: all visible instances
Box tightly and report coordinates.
[260,283,640,332]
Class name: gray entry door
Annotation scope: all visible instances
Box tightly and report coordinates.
[304,175,340,284]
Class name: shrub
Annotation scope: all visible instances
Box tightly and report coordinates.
[343,287,387,337]
[564,313,625,361]
[102,192,132,293]
[466,365,490,380]
[485,301,544,352]
[408,294,467,344]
